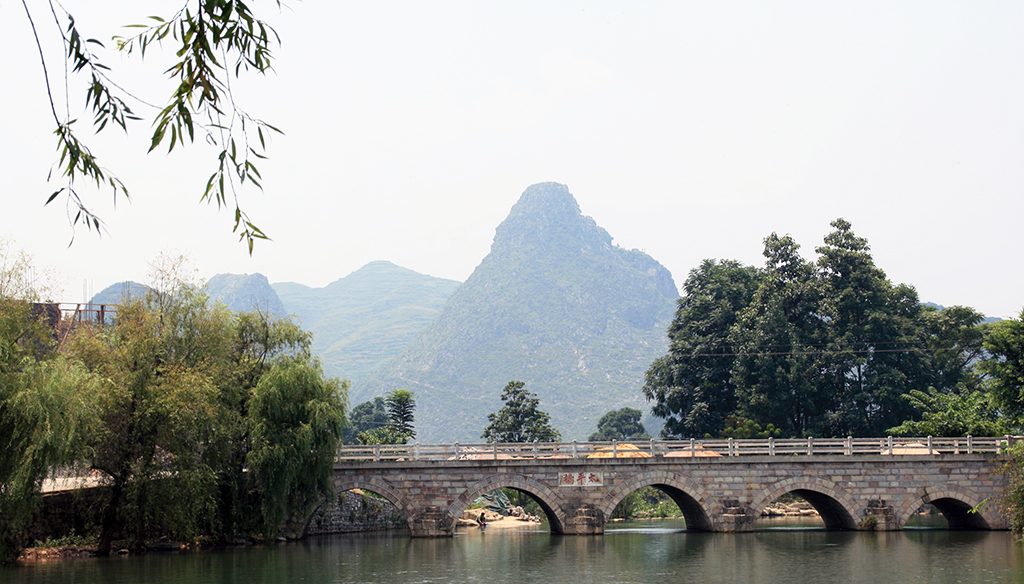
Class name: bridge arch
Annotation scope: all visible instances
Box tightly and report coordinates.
[895,486,993,530]
[750,477,860,530]
[448,474,567,534]
[599,471,714,531]
[304,476,415,534]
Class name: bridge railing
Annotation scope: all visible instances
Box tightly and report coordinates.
[335,436,1017,462]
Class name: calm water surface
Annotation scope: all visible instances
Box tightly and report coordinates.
[4,521,1022,584]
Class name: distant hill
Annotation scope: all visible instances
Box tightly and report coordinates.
[206,273,286,317]
[273,261,461,384]
[365,182,679,442]
[88,281,152,305]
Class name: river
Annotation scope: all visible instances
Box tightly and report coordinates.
[4,521,1022,584]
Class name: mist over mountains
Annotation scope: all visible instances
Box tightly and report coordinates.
[205,273,286,317]
[88,281,151,305]
[363,182,679,441]
[272,262,460,384]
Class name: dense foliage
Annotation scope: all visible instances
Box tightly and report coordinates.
[643,259,760,438]
[645,219,1020,440]
[355,389,417,445]
[482,381,561,443]
[0,301,100,563]
[589,408,650,441]
[343,397,389,443]
[0,257,346,562]
[247,358,346,536]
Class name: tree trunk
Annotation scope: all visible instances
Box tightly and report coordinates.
[97,479,124,556]
[132,481,147,551]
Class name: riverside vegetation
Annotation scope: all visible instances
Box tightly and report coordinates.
[0,250,346,564]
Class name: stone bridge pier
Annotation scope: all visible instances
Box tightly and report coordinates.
[316,454,1008,537]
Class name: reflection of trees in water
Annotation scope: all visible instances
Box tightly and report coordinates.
[609,484,713,530]
[904,504,949,528]
[11,529,1018,583]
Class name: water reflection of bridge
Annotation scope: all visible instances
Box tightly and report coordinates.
[317,437,1012,536]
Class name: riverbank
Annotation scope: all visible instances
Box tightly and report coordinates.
[458,508,543,529]
[475,516,542,529]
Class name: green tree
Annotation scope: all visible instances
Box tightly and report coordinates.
[1,249,350,558]
[918,305,987,393]
[18,1,283,249]
[731,234,832,437]
[1003,444,1024,537]
[886,388,1005,437]
[64,273,347,551]
[993,312,1024,538]
[0,316,100,563]
[344,397,388,444]
[356,426,409,446]
[589,407,650,441]
[350,390,415,445]
[246,357,346,537]
[643,259,762,438]
[0,247,102,563]
[644,221,1001,440]
[718,415,781,439]
[385,389,416,441]
[815,219,926,436]
[212,310,316,542]
[981,310,1024,424]
[482,381,561,443]
[66,292,232,555]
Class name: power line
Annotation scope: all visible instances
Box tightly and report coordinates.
[671,346,976,358]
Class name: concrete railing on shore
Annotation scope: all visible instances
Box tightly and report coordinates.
[335,435,1017,463]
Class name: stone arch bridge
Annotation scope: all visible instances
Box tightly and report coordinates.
[314,436,1011,536]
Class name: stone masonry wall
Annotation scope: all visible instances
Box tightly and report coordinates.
[329,454,1008,536]
[305,490,408,536]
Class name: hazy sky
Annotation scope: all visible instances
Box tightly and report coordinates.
[2,1,1022,317]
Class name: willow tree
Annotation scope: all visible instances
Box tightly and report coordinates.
[0,246,101,563]
[63,276,347,551]
[247,357,346,537]
[0,324,100,563]
[213,311,316,541]
[18,0,285,249]
[65,292,234,555]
